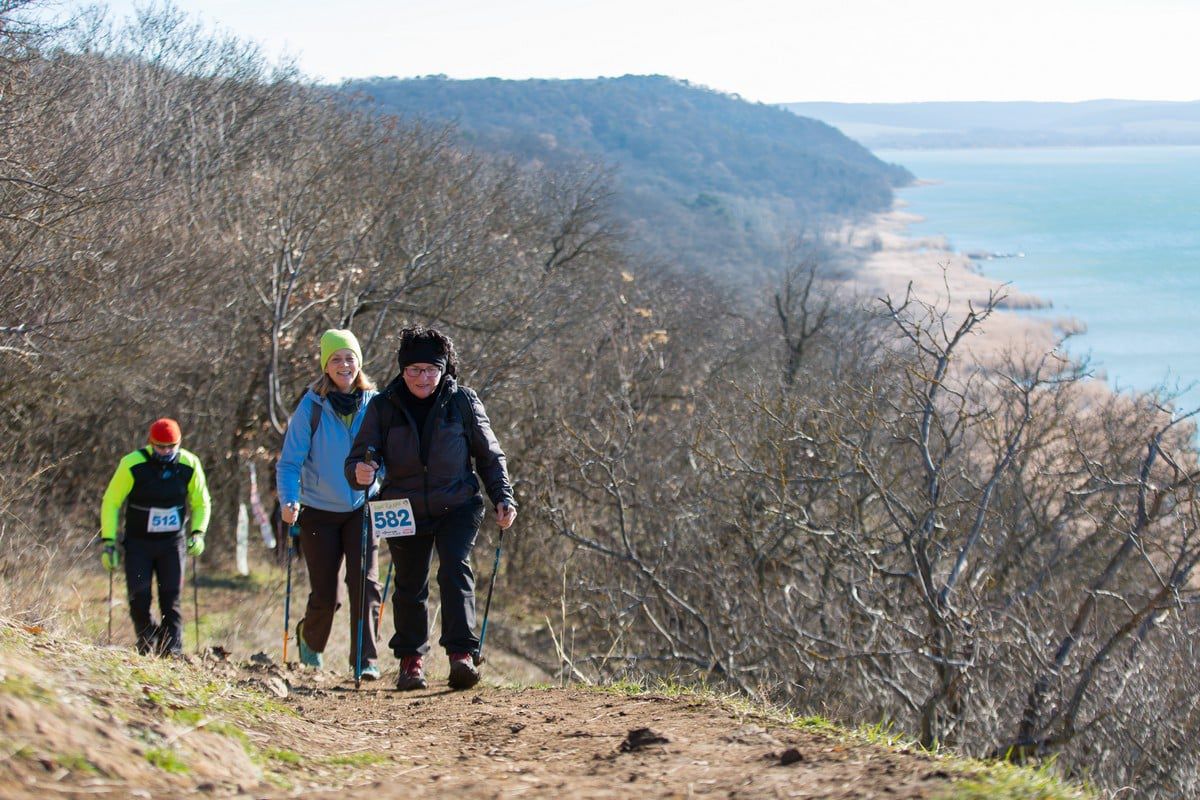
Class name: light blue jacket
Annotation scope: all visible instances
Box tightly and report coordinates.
[277,389,378,513]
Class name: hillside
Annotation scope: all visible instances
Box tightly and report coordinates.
[8,6,1200,797]
[784,99,1200,148]
[342,75,913,277]
[0,618,1090,799]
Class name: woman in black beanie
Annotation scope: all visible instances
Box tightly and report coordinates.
[345,326,517,690]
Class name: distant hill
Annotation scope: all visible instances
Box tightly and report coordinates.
[784,99,1200,149]
[342,75,912,277]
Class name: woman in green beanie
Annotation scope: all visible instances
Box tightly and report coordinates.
[276,329,382,679]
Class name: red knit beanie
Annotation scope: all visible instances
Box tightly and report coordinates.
[148,418,182,446]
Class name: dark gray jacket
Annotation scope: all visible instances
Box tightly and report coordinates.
[345,375,514,522]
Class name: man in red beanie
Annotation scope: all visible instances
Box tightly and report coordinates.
[100,418,211,655]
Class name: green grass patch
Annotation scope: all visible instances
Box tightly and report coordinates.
[56,752,101,775]
[853,720,920,749]
[129,664,176,691]
[325,751,389,767]
[197,567,277,592]
[118,652,290,723]
[167,708,205,726]
[0,674,53,703]
[591,676,714,699]
[164,709,252,750]
[0,624,22,649]
[264,747,303,764]
[3,741,35,760]
[261,770,294,790]
[943,758,1094,800]
[183,611,234,653]
[205,720,250,747]
[226,694,296,722]
[144,746,188,774]
[790,714,840,735]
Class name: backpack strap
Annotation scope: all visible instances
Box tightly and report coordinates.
[308,394,322,440]
[285,389,322,442]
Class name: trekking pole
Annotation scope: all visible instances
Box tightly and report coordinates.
[107,568,114,645]
[355,447,377,689]
[282,522,298,662]
[474,526,507,666]
[375,559,392,639]
[192,556,200,655]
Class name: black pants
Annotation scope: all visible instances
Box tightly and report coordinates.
[298,506,381,668]
[124,533,185,655]
[387,496,484,657]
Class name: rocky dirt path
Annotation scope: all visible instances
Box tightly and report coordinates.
[242,664,963,799]
[0,619,993,800]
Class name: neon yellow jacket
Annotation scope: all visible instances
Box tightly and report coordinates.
[100,448,211,542]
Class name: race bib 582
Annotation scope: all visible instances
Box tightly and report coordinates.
[369,498,416,538]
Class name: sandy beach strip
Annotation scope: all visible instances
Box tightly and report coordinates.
[842,206,1085,363]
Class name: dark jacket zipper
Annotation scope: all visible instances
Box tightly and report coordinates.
[389,382,451,518]
[418,387,451,517]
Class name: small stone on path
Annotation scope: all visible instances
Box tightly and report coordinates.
[619,727,670,752]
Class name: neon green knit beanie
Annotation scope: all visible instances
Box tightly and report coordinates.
[320,329,363,371]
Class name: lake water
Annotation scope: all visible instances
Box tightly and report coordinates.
[878,146,1200,415]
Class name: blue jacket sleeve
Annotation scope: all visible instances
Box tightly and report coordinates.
[277,393,316,507]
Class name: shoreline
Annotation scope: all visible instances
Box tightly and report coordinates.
[841,206,1085,363]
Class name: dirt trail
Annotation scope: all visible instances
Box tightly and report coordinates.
[0,625,972,800]
[0,579,1008,800]
[275,669,960,800]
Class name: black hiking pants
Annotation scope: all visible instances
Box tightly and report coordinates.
[386,496,485,657]
[297,505,381,669]
[124,532,185,655]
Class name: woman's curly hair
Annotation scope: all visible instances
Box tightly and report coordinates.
[396,325,459,379]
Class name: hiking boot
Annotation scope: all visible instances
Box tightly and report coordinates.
[136,621,162,656]
[395,655,426,691]
[158,624,184,658]
[448,652,480,690]
[360,664,381,681]
[296,620,323,669]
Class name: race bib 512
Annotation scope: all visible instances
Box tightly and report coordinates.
[147,506,182,533]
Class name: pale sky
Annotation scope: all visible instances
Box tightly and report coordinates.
[64,0,1200,103]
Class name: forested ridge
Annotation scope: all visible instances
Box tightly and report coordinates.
[3,5,1200,798]
[343,75,912,277]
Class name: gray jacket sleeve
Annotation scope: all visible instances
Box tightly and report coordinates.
[463,388,515,509]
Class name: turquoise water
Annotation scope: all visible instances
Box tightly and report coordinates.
[879,146,1200,414]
